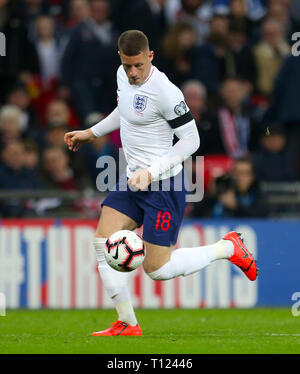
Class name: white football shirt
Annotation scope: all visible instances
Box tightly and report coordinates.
[116,64,193,180]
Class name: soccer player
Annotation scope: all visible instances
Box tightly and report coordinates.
[64,30,257,336]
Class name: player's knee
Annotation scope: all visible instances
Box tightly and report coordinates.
[143,256,168,275]
[144,260,172,280]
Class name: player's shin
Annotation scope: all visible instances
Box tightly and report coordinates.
[93,237,138,326]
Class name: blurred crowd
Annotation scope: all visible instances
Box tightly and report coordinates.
[0,0,300,218]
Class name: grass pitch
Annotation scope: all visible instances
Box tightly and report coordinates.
[0,308,299,354]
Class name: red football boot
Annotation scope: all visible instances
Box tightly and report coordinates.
[223,231,258,281]
[91,320,142,336]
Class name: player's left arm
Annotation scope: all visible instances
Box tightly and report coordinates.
[147,119,199,181]
[147,86,200,181]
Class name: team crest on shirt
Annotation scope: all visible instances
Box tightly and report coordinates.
[134,95,148,112]
[174,101,187,116]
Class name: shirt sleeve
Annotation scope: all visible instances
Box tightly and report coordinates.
[147,120,200,180]
[158,82,194,129]
[90,107,120,138]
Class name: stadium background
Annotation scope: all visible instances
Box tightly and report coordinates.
[1,0,300,313]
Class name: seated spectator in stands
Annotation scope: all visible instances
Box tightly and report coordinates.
[0,141,42,217]
[45,99,72,128]
[45,100,91,181]
[191,156,268,218]
[252,123,299,182]
[40,146,92,191]
[217,77,257,158]
[252,18,290,98]
[23,139,40,171]
[181,79,226,155]
[80,134,120,187]
[45,120,69,149]
[161,21,196,87]
[0,105,24,145]
[6,82,40,130]
[60,0,119,123]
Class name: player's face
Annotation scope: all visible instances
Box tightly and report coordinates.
[119,50,154,85]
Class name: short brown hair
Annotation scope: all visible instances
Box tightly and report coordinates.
[118,30,149,56]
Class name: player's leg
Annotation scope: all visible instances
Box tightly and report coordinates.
[92,204,143,336]
[142,172,257,281]
[143,238,233,279]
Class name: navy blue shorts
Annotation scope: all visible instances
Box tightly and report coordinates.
[101,170,187,247]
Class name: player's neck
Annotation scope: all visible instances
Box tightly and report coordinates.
[140,64,153,85]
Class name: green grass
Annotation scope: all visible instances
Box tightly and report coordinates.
[0,308,299,354]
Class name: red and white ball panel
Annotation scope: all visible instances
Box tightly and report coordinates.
[105,230,146,272]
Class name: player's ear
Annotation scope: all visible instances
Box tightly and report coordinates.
[149,51,154,62]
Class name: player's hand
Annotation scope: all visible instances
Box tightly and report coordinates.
[127,169,153,191]
[64,129,96,152]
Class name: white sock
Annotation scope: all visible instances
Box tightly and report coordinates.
[94,237,137,326]
[148,240,234,281]
[212,239,234,260]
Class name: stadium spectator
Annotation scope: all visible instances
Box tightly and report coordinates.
[60,0,119,123]
[291,0,300,32]
[263,55,300,141]
[17,0,53,35]
[0,140,42,217]
[23,139,40,170]
[66,0,90,29]
[267,0,292,36]
[110,0,167,54]
[217,77,257,158]
[165,0,213,44]
[252,18,290,97]
[80,134,120,187]
[191,155,268,218]
[161,21,196,86]
[0,0,40,102]
[32,15,62,88]
[44,101,90,184]
[227,20,257,85]
[40,146,92,191]
[6,81,40,131]
[252,123,299,182]
[209,13,229,37]
[0,105,24,145]
[45,117,69,149]
[181,79,225,155]
[190,31,230,96]
[213,0,266,22]
[45,99,71,128]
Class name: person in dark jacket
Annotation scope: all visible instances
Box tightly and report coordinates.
[252,122,299,182]
[60,0,119,123]
[192,155,269,218]
[0,140,42,217]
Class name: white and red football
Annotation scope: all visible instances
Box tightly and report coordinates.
[105,230,146,272]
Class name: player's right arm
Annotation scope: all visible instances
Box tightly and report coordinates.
[64,107,120,152]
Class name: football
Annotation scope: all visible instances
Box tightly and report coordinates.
[105,230,146,272]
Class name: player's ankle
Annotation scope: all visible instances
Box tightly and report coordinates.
[212,240,234,260]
